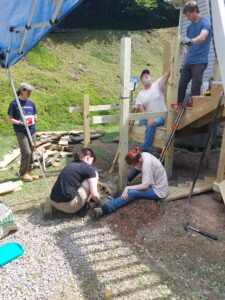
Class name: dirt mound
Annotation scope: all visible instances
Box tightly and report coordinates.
[104,200,165,238]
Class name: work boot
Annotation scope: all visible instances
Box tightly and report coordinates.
[28,170,39,180]
[90,207,104,220]
[20,173,33,182]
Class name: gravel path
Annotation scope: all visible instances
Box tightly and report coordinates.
[0,209,173,300]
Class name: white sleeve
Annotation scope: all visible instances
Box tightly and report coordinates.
[156,76,164,92]
[135,91,143,106]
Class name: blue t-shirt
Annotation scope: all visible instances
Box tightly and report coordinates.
[185,16,212,65]
[7,99,37,135]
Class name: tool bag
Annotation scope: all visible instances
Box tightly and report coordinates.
[0,202,17,239]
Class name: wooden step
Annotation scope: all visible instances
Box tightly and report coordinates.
[177,84,224,130]
[165,177,215,202]
[129,125,167,149]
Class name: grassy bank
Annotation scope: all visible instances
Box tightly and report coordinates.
[0,28,176,136]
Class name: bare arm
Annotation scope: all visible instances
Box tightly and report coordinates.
[192,29,209,45]
[162,67,171,86]
[7,115,23,126]
[88,177,100,201]
[138,104,146,112]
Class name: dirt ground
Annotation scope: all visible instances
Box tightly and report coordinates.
[93,140,225,299]
[2,139,225,299]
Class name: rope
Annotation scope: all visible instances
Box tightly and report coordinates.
[6,68,51,196]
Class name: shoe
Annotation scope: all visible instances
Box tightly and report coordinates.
[28,170,39,180]
[20,173,33,182]
[90,207,104,220]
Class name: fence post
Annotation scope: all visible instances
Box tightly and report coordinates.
[83,94,90,147]
[118,37,131,193]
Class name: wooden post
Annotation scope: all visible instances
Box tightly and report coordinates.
[164,38,179,178]
[163,42,171,99]
[83,94,90,147]
[118,37,131,193]
[216,118,225,200]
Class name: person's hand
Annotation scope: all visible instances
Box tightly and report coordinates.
[147,118,155,126]
[180,37,192,47]
[121,187,129,200]
[17,121,24,126]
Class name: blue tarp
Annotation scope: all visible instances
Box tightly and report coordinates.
[0,0,83,68]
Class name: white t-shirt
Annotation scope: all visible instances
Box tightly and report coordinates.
[135,77,167,113]
[141,152,169,198]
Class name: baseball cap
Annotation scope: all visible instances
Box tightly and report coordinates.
[19,82,33,91]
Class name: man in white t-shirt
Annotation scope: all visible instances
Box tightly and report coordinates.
[135,68,170,153]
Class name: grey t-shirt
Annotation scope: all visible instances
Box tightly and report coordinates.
[141,152,169,198]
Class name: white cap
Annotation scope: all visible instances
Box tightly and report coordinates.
[19,82,33,91]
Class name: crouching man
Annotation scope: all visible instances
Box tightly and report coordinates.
[50,148,100,214]
[91,147,168,219]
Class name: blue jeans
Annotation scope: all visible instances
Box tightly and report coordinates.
[103,188,160,214]
[127,167,141,183]
[140,117,165,153]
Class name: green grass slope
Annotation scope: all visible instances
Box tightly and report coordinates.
[0,28,176,136]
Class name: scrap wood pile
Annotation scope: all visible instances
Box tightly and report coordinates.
[0,131,103,196]
[35,131,102,169]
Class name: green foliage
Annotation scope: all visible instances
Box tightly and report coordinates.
[135,0,158,9]
[26,42,61,71]
[61,0,179,29]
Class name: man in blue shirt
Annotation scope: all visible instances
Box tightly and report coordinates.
[8,82,39,182]
[178,1,212,103]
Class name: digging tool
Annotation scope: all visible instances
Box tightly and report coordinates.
[183,90,224,241]
[183,224,218,240]
[159,93,191,163]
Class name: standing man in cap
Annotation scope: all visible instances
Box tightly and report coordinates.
[7,82,39,182]
[178,1,212,103]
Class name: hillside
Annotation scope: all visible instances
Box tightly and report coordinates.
[0,28,176,135]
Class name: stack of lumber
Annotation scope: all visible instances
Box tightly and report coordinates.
[34,131,102,168]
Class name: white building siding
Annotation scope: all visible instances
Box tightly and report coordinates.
[179,0,215,83]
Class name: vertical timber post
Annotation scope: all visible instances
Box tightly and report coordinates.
[83,94,90,147]
[165,38,179,178]
[118,37,131,193]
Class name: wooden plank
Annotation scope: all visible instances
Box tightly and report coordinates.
[0,180,23,195]
[92,115,119,124]
[118,37,131,193]
[69,104,119,113]
[58,139,69,146]
[45,153,60,166]
[163,42,171,99]
[164,38,177,178]
[218,180,225,204]
[83,94,90,147]
[211,0,225,91]
[0,148,20,169]
[216,119,225,200]
[128,111,167,121]
[165,179,214,202]
[178,85,224,130]
[129,125,167,149]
